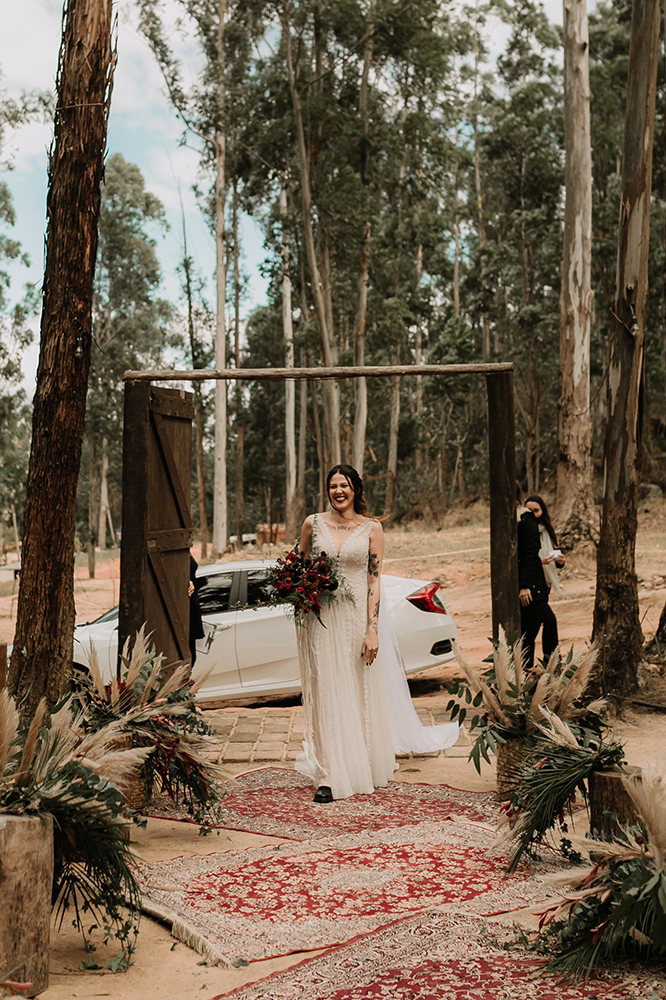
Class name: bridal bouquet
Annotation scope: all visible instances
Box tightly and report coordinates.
[269,547,340,626]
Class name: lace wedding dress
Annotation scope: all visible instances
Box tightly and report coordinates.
[295,514,460,800]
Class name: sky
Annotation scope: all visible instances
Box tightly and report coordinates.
[1,0,567,392]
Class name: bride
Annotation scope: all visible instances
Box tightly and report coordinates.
[296,464,460,803]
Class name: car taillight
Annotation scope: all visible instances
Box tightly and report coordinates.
[406,582,448,614]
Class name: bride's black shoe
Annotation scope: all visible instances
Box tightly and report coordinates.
[313,786,333,803]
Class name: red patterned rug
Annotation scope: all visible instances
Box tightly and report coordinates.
[149,766,499,839]
[215,910,663,999]
[138,821,566,966]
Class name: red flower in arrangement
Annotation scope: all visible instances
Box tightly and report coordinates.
[269,547,341,626]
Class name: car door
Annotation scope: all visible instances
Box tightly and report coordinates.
[234,567,301,695]
[192,569,242,697]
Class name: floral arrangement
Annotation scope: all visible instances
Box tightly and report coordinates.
[74,626,229,826]
[0,689,149,972]
[268,546,342,626]
[495,708,625,872]
[447,628,607,776]
[534,758,666,978]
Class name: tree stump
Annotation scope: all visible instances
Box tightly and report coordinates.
[0,813,53,996]
[589,765,642,835]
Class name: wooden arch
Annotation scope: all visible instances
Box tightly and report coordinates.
[119,363,519,668]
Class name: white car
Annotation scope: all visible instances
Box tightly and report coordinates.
[73,560,458,702]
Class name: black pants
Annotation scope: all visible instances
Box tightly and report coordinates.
[520,599,558,671]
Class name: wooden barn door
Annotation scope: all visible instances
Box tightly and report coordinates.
[119,382,194,674]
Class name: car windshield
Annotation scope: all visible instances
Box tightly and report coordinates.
[84,606,119,625]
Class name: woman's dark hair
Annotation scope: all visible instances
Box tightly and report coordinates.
[326,465,370,516]
[525,494,558,547]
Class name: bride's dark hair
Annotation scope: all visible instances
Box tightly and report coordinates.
[326,464,370,516]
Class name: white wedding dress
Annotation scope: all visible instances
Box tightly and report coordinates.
[295,514,459,799]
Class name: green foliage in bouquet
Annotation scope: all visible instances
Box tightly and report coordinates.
[535,761,666,979]
[74,626,227,826]
[0,689,149,969]
[495,709,625,872]
[448,628,607,774]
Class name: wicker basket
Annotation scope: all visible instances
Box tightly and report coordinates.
[108,732,152,812]
[495,738,530,797]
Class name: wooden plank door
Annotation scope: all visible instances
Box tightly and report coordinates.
[119,382,194,674]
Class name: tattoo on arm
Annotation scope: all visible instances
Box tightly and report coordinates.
[368,553,380,577]
[370,598,380,628]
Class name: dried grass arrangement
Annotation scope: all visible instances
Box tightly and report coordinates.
[74,626,229,826]
[448,628,607,778]
[0,688,149,969]
[535,757,666,978]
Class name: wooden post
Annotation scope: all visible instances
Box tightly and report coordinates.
[0,643,6,689]
[119,380,150,674]
[0,814,53,997]
[486,371,519,638]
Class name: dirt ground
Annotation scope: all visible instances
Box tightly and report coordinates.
[4,499,666,999]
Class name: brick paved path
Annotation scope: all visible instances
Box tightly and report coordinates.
[205,702,470,765]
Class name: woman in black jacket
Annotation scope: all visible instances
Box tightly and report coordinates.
[517,497,562,670]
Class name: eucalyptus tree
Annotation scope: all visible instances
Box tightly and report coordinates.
[556,0,597,548]
[138,0,241,555]
[471,0,563,492]
[11,0,116,714]
[592,0,661,696]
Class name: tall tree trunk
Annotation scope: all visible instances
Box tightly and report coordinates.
[556,0,597,548]
[281,184,298,541]
[310,380,326,510]
[283,1,340,472]
[592,0,660,696]
[352,240,369,474]
[181,205,209,559]
[351,5,374,475]
[472,8,491,362]
[414,242,424,474]
[10,0,115,713]
[212,0,228,557]
[98,435,109,549]
[231,177,244,551]
[297,347,308,525]
[88,436,99,580]
[383,350,401,521]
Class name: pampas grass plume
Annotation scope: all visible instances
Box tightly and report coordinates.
[0,689,19,776]
[622,756,666,871]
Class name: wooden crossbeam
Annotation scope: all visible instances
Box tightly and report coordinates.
[123,362,514,382]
